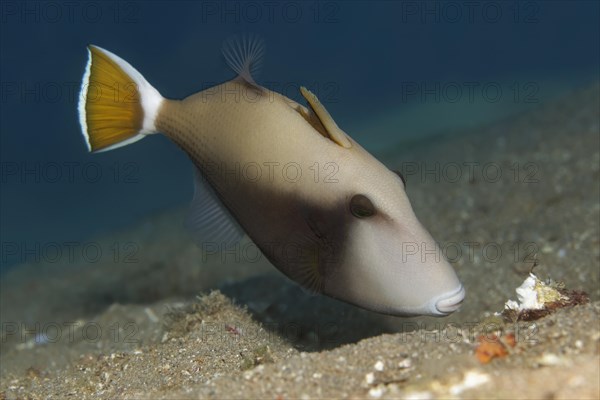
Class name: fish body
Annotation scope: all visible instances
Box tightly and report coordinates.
[78,39,465,316]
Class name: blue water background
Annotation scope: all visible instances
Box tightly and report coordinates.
[1,1,598,270]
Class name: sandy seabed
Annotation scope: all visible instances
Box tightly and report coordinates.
[1,83,599,399]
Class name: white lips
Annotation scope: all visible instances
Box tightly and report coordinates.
[434,284,466,315]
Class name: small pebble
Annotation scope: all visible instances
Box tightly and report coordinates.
[537,353,568,367]
[403,391,433,400]
[449,370,490,395]
[368,386,384,398]
[374,360,384,371]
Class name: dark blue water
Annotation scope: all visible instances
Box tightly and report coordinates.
[1,1,598,270]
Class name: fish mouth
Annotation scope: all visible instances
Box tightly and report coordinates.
[434,284,465,315]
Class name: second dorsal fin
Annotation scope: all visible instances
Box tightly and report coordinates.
[300,87,352,149]
[222,34,265,87]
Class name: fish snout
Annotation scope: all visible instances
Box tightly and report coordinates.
[431,284,465,316]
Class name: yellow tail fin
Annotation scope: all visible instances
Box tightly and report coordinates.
[78,45,163,152]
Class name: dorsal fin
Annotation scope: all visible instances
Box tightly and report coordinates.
[222,34,265,87]
[300,87,352,149]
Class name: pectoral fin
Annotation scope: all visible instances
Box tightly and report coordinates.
[285,232,326,294]
[300,86,352,149]
[186,167,245,250]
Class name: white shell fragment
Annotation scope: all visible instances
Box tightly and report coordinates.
[503,273,568,312]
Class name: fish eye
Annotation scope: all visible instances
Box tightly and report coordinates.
[350,194,376,218]
[393,170,407,187]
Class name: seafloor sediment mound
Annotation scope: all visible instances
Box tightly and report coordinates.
[1,82,598,399]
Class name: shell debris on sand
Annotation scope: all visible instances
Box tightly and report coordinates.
[500,272,590,321]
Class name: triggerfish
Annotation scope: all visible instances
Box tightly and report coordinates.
[77,36,464,316]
